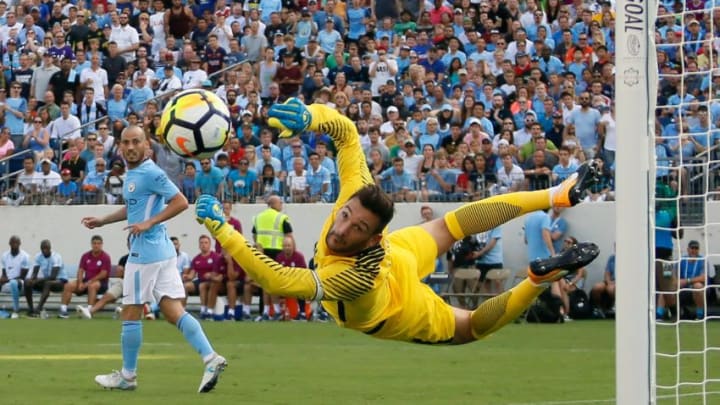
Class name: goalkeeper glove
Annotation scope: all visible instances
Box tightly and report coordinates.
[195,194,225,234]
[267,98,312,138]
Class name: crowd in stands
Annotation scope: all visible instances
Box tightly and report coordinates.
[0,0,637,206]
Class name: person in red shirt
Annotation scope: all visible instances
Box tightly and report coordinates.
[274,53,302,98]
[59,235,111,318]
[191,235,224,320]
[213,201,247,320]
[275,236,308,320]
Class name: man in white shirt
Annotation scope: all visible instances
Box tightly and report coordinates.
[50,101,82,143]
[109,13,140,63]
[36,158,62,203]
[157,65,182,97]
[79,54,109,104]
[182,58,208,89]
[496,153,526,193]
[0,12,23,46]
[0,235,31,319]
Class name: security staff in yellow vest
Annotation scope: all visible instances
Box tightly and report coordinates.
[252,195,294,260]
[251,195,294,320]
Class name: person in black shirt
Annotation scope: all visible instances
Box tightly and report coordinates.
[48,58,80,104]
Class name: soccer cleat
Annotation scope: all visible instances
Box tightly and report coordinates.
[10,312,19,319]
[77,305,92,319]
[529,242,600,286]
[198,355,227,393]
[550,160,599,208]
[95,370,138,391]
[58,311,69,319]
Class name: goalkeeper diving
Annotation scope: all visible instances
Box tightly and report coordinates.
[196,99,600,344]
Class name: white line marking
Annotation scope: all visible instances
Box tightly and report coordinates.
[508,391,720,405]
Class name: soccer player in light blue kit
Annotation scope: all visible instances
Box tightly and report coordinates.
[81,125,226,393]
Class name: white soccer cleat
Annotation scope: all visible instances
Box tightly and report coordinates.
[198,355,227,393]
[95,370,137,391]
[77,305,92,319]
[10,312,19,319]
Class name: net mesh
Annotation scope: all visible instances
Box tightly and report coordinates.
[653,2,720,403]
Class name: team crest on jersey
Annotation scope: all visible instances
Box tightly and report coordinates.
[97,260,102,266]
[128,182,136,192]
[208,258,213,264]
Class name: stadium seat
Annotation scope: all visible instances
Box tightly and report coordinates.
[442,267,482,309]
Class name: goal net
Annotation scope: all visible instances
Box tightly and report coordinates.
[616,0,720,403]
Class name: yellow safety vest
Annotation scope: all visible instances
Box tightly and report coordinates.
[253,208,288,250]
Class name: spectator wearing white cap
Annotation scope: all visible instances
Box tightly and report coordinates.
[369,49,398,97]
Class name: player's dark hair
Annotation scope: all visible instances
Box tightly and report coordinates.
[350,184,394,235]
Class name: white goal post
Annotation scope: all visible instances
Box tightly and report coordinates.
[615,0,657,404]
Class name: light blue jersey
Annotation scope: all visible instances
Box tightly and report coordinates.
[124,160,180,264]
[34,251,67,280]
[525,211,552,262]
[477,227,503,265]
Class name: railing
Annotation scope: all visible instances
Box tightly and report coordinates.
[52,58,250,157]
[0,148,35,192]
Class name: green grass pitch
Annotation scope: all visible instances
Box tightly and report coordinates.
[0,318,718,404]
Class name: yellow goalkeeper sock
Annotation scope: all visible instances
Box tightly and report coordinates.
[443,190,551,240]
[470,278,545,339]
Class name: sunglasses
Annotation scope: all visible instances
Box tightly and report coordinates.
[88,137,97,141]
[34,120,42,123]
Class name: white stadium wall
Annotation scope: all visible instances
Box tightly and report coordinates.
[4,202,719,289]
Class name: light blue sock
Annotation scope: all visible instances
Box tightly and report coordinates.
[696,308,705,319]
[177,312,214,359]
[121,321,143,374]
[150,303,159,313]
[9,280,20,312]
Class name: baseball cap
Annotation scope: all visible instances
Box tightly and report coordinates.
[400,45,410,51]
[201,80,213,87]
[7,38,16,45]
[103,23,111,29]
[454,8,463,14]
[404,138,415,146]
[326,16,334,23]
[40,158,52,165]
[387,106,399,114]
[241,110,253,117]
[458,68,468,75]
[421,104,432,111]
[309,35,318,42]
[274,30,284,37]
[688,240,700,248]
[301,7,310,16]
[552,111,563,118]
[468,117,482,126]
[441,104,453,112]
[61,168,71,175]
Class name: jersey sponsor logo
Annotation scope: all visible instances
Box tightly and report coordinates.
[128,182,136,192]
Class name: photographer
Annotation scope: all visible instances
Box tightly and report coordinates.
[446,233,484,309]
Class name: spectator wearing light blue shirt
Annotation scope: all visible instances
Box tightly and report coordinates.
[195,158,225,200]
[525,210,554,262]
[377,157,417,202]
[551,146,579,185]
[475,226,504,290]
[678,240,708,319]
[306,152,332,202]
[317,18,342,54]
[567,93,601,158]
[259,0,282,22]
[25,239,67,316]
[227,159,258,202]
